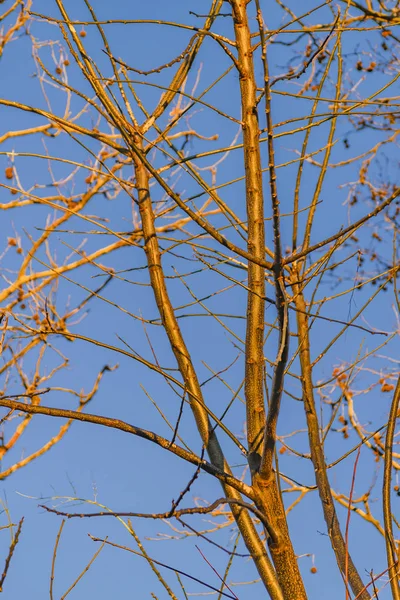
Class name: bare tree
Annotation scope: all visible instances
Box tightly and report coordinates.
[0,1,399,598]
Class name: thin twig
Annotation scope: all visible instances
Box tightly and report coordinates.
[89,534,238,600]
[0,517,24,593]
[49,520,65,600]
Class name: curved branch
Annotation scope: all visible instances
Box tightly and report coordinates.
[383,375,400,600]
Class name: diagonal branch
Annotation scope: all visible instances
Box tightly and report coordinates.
[0,397,253,497]
[0,517,24,593]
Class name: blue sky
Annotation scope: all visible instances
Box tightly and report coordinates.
[1,1,399,598]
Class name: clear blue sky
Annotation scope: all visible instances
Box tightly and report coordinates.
[1,1,399,598]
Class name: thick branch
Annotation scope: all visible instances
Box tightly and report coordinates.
[230,2,306,598]
[230,0,266,476]
[132,135,282,599]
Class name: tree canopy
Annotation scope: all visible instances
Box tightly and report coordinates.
[0,1,399,598]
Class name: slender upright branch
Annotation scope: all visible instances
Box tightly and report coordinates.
[383,375,400,600]
[292,268,370,600]
[256,1,289,481]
